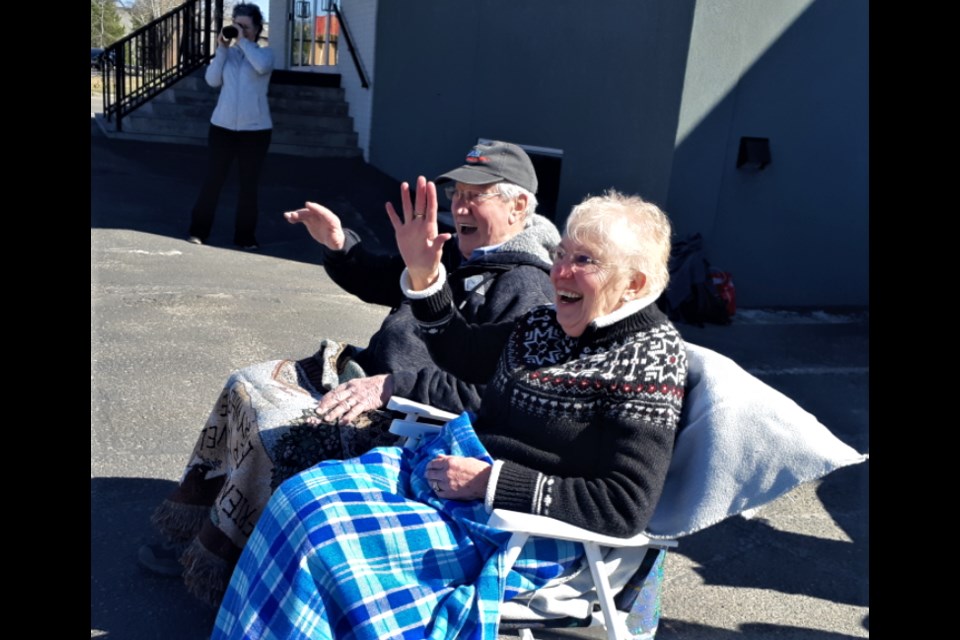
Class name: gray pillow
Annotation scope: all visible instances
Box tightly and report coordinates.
[646,342,868,539]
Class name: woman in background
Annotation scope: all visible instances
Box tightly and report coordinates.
[187,2,273,250]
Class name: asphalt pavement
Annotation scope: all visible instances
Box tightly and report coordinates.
[91,117,869,640]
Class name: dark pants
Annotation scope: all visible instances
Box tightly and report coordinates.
[189,124,272,246]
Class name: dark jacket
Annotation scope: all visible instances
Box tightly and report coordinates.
[320,214,559,413]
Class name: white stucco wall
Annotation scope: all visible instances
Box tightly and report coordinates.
[673,0,813,146]
[267,0,288,69]
[335,0,377,161]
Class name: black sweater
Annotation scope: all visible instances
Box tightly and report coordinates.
[409,287,687,537]
[320,215,559,413]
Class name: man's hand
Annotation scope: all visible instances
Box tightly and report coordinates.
[285,202,347,251]
[315,374,394,425]
[385,176,451,290]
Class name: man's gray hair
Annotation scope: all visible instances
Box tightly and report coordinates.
[496,182,538,219]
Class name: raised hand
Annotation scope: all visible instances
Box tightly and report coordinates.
[284,201,346,251]
[315,374,394,426]
[385,176,452,290]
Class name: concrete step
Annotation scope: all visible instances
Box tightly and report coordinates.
[175,74,347,101]
[153,89,349,117]
[268,142,362,158]
[120,113,358,148]
[271,111,353,129]
[95,114,361,158]
[100,68,360,158]
[137,101,353,130]
[159,89,349,116]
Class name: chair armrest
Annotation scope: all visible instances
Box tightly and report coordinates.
[488,509,677,549]
[387,396,459,421]
[389,419,443,440]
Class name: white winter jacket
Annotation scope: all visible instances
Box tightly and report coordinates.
[205,39,274,131]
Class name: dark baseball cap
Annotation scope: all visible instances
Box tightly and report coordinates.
[435,141,538,194]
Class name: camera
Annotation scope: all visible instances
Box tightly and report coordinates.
[222,25,238,39]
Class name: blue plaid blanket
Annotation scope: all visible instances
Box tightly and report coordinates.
[212,413,583,639]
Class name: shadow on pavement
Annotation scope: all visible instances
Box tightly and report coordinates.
[657,620,866,639]
[673,463,869,608]
[91,120,403,263]
[91,477,215,639]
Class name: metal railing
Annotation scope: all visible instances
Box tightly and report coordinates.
[102,0,224,132]
[333,2,369,89]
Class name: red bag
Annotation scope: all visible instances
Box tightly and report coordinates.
[709,267,736,317]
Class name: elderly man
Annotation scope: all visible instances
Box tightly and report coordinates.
[290,140,558,423]
[140,140,561,608]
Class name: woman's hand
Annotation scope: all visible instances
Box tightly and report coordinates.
[284,202,346,251]
[315,374,394,426]
[425,454,491,501]
[385,176,451,290]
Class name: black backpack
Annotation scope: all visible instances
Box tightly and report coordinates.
[656,233,731,327]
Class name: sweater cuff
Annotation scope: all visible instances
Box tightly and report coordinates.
[401,266,456,325]
[320,228,360,262]
[491,461,543,514]
[483,460,505,513]
[400,264,447,298]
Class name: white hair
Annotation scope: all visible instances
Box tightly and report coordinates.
[565,190,673,297]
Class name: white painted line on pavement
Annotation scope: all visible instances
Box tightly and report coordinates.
[102,249,184,256]
[748,366,868,376]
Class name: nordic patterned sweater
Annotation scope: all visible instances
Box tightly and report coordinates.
[407,281,687,537]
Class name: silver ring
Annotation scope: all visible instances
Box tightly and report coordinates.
[432,481,441,492]
[413,213,424,218]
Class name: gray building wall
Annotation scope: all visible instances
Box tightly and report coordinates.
[365,0,867,308]
[368,0,695,221]
[666,0,868,307]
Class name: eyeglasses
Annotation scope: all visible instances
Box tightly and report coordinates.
[443,185,503,205]
[550,246,604,271]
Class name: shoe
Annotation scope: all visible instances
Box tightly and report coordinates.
[138,541,188,577]
[237,244,259,251]
[187,236,203,245]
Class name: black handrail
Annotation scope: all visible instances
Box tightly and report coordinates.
[333,2,370,89]
[102,0,224,132]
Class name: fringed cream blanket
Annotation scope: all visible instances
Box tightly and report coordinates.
[150,340,399,607]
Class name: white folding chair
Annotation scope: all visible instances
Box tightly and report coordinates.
[384,341,868,639]
[386,397,676,640]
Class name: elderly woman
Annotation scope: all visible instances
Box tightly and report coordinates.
[141,142,559,608]
[211,184,686,639]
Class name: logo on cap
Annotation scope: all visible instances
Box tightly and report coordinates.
[465,149,489,165]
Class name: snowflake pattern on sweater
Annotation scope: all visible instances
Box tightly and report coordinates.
[478,305,687,534]
[504,310,685,428]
